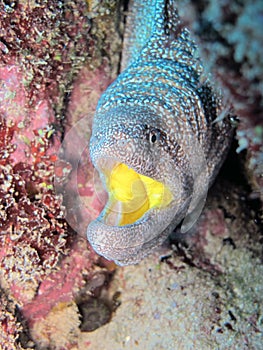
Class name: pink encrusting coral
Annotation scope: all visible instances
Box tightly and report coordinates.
[0,0,119,347]
[0,0,90,107]
[1,0,261,349]
[21,239,99,327]
[0,105,107,345]
[0,99,77,347]
[0,65,57,165]
[0,288,24,350]
[0,111,73,300]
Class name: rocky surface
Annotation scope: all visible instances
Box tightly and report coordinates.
[177,0,263,204]
[0,0,262,349]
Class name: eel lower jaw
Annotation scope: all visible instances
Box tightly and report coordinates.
[86,159,176,264]
[87,204,178,265]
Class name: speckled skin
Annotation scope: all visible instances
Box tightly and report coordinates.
[87,0,233,265]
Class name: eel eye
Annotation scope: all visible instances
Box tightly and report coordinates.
[144,125,163,144]
[150,133,157,143]
[149,128,161,144]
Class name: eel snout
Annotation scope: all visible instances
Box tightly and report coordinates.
[87,158,179,265]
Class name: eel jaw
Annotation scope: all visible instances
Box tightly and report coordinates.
[87,203,178,266]
[102,161,172,226]
[86,159,176,265]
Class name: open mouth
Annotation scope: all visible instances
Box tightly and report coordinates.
[99,160,173,226]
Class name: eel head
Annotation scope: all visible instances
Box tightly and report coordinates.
[87,107,191,265]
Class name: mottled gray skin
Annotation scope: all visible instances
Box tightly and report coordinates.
[87,0,233,265]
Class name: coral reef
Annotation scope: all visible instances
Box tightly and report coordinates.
[0,0,122,348]
[0,0,90,113]
[177,0,263,125]
[77,159,263,349]
[31,301,81,349]
[0,288,23,350]
[176,0,263,203]
[78,242,263,349]
[0,0,262,348]
[0,115,73,299]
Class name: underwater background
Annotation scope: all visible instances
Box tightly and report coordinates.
[0,0,262,349]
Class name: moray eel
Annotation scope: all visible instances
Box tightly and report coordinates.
[87,0,233,265]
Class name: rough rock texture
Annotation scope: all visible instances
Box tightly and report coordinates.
[0,0,121,348]
[78,250,263,349]
[77,159,263,350]
[177,0,263,203]
[0,0,262,349]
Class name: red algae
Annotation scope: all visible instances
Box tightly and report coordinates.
[0,116,73,302]
[0,0,90,109]
[0,0,120,347]
[0,289,24,350]
[21,239,99,327]
[1,0,262,349]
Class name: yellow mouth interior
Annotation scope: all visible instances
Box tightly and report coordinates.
[104,163,172,225]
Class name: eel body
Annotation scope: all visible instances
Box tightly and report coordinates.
[87,0,233,265]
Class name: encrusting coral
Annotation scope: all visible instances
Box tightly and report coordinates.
[177,0,263,202]
[0,0,121,348]
[0,0,262,349]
